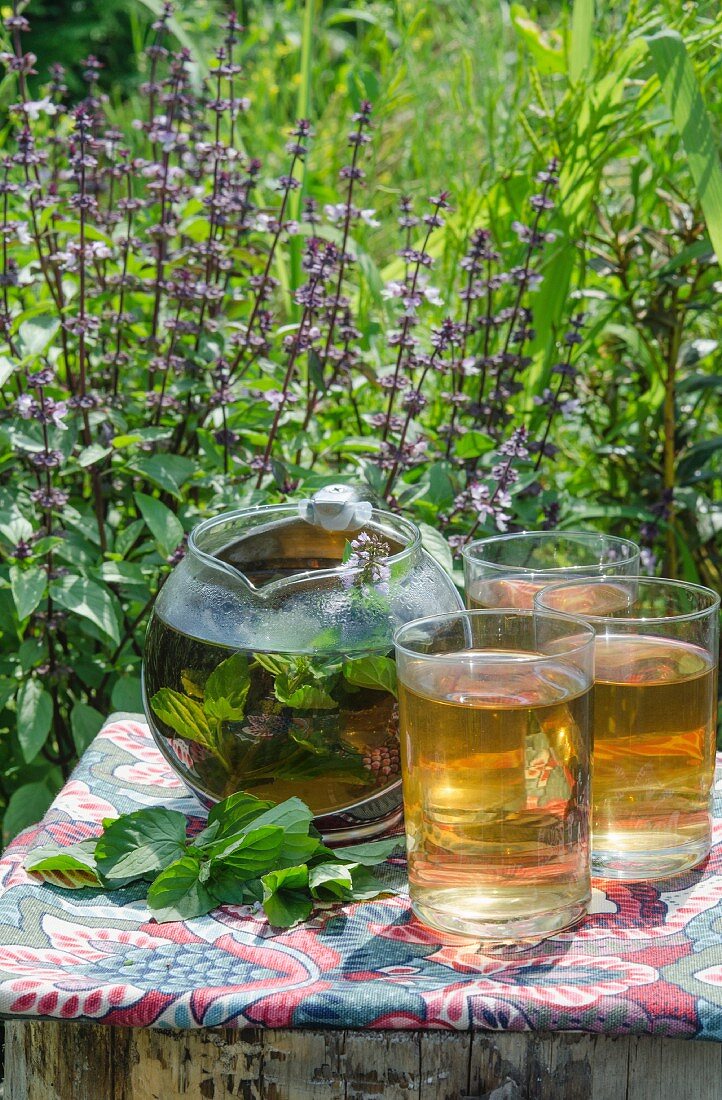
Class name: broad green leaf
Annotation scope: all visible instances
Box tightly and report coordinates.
[646,30,722,266]
[261,865,313,928]
[10,565,46,620]
[26,839,102,889]
[212,825,284,879]
[50,576,121,645]
[134,492,183,555]
[569,0,593,83]
[455,430,494,460]
[194,791,275,850]
[308,862,353,901]
[331,836,404,867]
[77,444,112,468]
[211,798,318,867]
[111,677,144,713]
[147,854,215,922]
[181,669,207,699]
[99,561,150,591]
[150,688,215,749]
[18,314,60,358]
[2,781,55,844]
[129,454,195,500]
[17,679,53,762]
[70,702,105,754]
[208,864,263,906]
[274,675,336,710]
[347,864,394,901]
[95,807,188,886]
[343,655,397,697]
[203,652,251,721]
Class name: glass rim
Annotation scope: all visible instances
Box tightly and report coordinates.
[534,575,721,625]
[461,529,640,573]
[393,607,596,663]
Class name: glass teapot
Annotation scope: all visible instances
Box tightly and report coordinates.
[142,486,462,840]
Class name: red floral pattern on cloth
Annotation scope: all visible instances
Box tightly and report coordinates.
[1,716,722,1037]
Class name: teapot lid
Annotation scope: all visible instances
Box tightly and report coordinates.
[298,484,373,532]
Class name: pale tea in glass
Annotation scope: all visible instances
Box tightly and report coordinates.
[536,578,720,879]
[463,531,639,610]
[394,610,595,941]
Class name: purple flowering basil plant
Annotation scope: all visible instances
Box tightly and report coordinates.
[0,3,587,823]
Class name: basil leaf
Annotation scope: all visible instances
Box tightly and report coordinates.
[274,675,336,710]
[343,655,397,696]
[208,864,263,906]
[150,688,216,749]
[347,864,394,901]
[209,797,317,863]
[147,854,215,922]
[203,652,251,721]
[192,791,275,851]
[261,865,313,928]
[214,824,285,878]
[331,837,404,866]
[180,668,208,699]
[252,652,290,677]
[10,564,46,621]
[308,862,354,901]
[26,839,102,889]
[95,807,188,886]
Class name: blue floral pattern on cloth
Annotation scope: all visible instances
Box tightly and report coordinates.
[2,716,722,1036]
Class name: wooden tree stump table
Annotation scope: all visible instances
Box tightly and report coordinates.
[6,1021,722,1100]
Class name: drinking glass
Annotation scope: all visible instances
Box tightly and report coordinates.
[535,578,720,880]
[394,609,595,941]
[463,531,640,610]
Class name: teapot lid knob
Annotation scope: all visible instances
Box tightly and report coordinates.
[298,484,373,531]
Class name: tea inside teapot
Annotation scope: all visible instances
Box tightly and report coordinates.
[142,491,462,840]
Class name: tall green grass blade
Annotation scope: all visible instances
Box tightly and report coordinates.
[569,0,594,83]
[646,29,722,265]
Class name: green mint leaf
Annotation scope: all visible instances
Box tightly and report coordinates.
[274,675,336,710]
[25,839,102,889]
[150,688,216,749]
[180,669,208,699]
[347,864,396,901]
[342,655,397,696]
[192,791,275,851]
[207,864,263,906]
[252,652,291,677]
[95,807,188,886]
[261,865,313,928]
[203,652,251,721]
[147,854,215,923]
[209,797,319,867]
[330,837,404,867]
[308,862,354,901]
[214,824,285,878]
[10,564,46,621]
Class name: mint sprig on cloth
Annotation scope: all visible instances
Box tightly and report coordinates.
[24,792,404,928]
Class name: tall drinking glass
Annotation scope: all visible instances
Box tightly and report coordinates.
[535,578,720,880]
[394,609,595,941]
[463,531,640,610]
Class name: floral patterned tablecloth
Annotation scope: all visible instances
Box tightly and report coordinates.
[2,715,722,1037]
